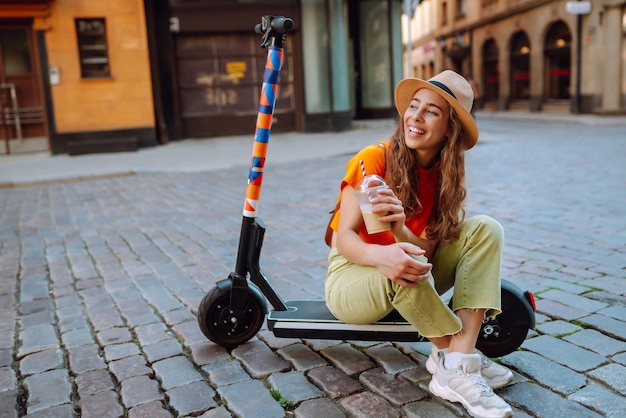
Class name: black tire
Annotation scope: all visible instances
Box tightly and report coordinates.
[476,283,533,357]
[476,323,529,358]
[197,285,265,349]
[449,282,532,357]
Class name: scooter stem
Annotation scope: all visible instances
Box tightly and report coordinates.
[231,16,293,313]
[243,21,290,219]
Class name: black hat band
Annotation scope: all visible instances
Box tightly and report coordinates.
[428,80,457,100]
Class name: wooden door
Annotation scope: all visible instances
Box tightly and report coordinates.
[0,25,46,152]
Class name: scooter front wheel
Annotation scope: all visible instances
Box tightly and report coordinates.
[197,284,265,349]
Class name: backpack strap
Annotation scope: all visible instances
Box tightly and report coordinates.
[324,143,386,247]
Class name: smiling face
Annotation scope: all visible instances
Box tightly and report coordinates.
[403,88,451,168]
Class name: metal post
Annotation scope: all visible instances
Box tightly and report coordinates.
[0,85,10,154]
[0,83,22,153]
[574,11,582,114]
[404,0,412,77]
[8,84,22,140]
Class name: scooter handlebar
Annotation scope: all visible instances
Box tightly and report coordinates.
[254,16,294,35]
[271,16,294,33]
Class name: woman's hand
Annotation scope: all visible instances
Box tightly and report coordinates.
[370,187,405,235]
[374,242,432,288]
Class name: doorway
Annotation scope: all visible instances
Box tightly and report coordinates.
[482,39,499,105]
[348,0,399,120]
[0,25,46,154]
[544,21,572,101]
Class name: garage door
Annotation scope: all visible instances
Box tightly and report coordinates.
[175,32,295,138]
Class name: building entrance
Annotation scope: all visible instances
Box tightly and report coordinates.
[545,21,572,101]
[0,25,46,154]
[349,0,400,120]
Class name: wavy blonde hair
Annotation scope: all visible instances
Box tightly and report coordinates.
[385,107,466,243]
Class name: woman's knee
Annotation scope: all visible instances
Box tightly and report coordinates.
[398,241,430,263]
[465,215,504,244]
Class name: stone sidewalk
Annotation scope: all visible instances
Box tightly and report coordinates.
[1,117,625,417]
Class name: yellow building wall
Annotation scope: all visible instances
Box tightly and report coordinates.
[42,0,154,133]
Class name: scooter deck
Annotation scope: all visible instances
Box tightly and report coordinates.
[267,300,425,342]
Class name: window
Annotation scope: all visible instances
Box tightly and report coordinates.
[302,0,331,113]
[1,29,32,75]
[359,0,393,110]
[75,18,110,78]
[456,0,467,18]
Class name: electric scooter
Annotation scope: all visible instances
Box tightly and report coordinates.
[197,15,536,358]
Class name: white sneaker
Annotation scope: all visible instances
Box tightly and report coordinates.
[426,346,514,389]
[428,352,513,418]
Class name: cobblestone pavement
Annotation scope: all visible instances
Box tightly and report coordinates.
[1,118,625,417]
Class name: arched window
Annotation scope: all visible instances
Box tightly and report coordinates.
[510,31,530,100]
[482,39,499,102]
[544,21,572,100]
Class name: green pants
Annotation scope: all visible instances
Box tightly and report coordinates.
[325,215,503,338]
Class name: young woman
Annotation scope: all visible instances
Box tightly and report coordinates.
[325,70,513,418]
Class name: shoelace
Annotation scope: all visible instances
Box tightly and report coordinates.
[480,355,491,368]
[469,373,493,395]
[456,368,494,396]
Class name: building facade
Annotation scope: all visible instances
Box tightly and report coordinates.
[2,0,407,154]
[0,0,158,155]
[149,0,405,142]
[407,0,626,114]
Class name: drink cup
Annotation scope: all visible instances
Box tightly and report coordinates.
[354,184,391,234]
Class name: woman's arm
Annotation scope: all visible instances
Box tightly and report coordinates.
[371,188,440,258]
[335,186,432,288]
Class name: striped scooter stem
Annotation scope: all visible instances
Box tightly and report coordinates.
[243,45,284,218]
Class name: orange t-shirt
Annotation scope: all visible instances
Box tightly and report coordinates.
[329,142,439,245]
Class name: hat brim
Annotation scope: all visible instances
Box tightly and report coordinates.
[395,79,478,150]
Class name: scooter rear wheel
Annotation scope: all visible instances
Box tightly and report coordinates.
[474,282,534,357]
[476,324,529,358]
[197,284,265,349]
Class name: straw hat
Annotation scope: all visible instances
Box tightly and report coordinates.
[395,70,478,149]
